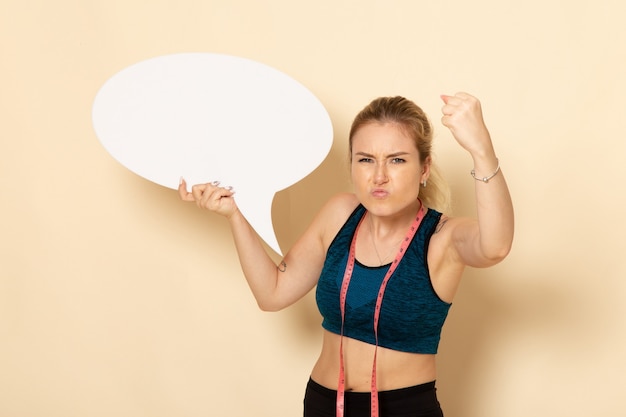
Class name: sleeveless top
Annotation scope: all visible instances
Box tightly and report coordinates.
[315,204,451,354]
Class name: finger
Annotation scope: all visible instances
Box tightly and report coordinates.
[441,93,464,107]
[207,184,235,199]
[441,102,455,116]
[453,92,482,112]
[178,177,196,202]
[441,93,464,104]
[198,184,229,207]
[441,114,452,128]
[199,184,216,207]
[441,95,463,118]
[191,183,211,203]
[200,186,235,211]
[454,91,473,100]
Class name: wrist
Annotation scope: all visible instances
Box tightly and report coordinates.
[469,148,501,183]
[469,141,497,163]
[226,207,243,222]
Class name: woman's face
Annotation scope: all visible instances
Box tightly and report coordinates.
[350,122,429,217]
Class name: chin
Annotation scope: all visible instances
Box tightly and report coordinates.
[369,198,421,216]
[362,198,398,215]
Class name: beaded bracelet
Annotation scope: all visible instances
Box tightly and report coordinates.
[471,159,500,183]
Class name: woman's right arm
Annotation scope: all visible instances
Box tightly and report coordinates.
[179,179,354,311]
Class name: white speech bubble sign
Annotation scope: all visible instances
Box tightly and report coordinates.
[92,53,333,254]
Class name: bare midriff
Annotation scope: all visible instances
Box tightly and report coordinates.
[310,329,437,392]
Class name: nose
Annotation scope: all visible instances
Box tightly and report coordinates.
[373,163,388,184]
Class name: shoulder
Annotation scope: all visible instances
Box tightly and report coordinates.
[314,192,360,248]
[318,192,360,226]
[285,193,359,270]
[325,192,360,213]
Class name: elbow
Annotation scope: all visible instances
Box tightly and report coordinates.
[257,303,281,312]
[486,250,510,266]
[481,241,513,267]
[256,298,286,312]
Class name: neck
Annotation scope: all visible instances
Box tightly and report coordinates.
[366,200,423,266]
[367,199,423,238]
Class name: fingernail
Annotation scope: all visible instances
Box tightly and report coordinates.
[211,180,221,186]
[179,176,184,185]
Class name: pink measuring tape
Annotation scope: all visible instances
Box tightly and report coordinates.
[336,201,425,417]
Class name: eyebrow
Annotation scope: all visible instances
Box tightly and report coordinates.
[354,151,411,158]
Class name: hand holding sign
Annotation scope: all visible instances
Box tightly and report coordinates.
[92,53,333,254]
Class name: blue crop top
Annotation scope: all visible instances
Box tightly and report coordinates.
[315,204,451,354]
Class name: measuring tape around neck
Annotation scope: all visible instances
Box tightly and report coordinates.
[336,201,425,417]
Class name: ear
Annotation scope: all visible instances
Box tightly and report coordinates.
[420,156,432,183]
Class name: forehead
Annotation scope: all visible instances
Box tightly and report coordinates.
[351,122,417,153]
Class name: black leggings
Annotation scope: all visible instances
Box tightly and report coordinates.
[303,378,444,417]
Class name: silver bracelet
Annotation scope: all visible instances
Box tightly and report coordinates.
[471,159,500,183]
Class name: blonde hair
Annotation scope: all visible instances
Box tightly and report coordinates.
[349,96,451,213]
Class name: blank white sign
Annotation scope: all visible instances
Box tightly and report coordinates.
[92,53,333,254]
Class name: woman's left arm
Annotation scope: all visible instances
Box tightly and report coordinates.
[441,92,514,267]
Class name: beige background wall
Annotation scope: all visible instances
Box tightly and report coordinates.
[2,0,625,416]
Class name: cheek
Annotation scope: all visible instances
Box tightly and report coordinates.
[350,170,372,195]
[350,164,367,181]
[396,171,422,193]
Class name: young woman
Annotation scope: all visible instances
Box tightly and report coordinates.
[179,92,514,417]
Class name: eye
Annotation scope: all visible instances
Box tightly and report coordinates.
[390,157,406,164]
[357,157,373,163]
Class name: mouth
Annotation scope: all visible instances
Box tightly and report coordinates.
[371,189,389,198]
